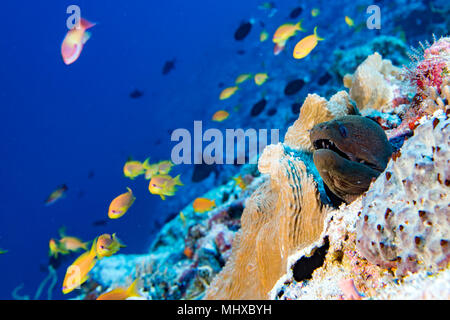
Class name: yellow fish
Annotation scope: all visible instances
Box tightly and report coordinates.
[123,158,149,179]
[62,238,98,294]
[108,187,136,219]
[45,184,68,206]
[96,279,142,300]
[49,238,69,258]
[59,237,88,252]
[293,26,324,59]
[0,249,7,254]
[156,160,174,175]
[233,175,247,190]
[96,233,126,259]
[235,73,252,84]
[144,160,174,179]
[311,8,320,17]
[144,163,159,180]
[345,16,354,27]
[260,30,269,42]
[180,211,186,226]
[212,110,230,122]
[192,198,216,213]
[254,73,269,85]
[219,86,239,100]
[272,20,305,44]
[149,174,183,200]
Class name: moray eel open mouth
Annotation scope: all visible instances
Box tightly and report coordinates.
[312,139,380,172]
[310,115,392,205]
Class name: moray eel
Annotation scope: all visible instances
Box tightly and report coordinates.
[310,115,392,204]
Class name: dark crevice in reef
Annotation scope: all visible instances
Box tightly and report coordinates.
[292,237,329,282]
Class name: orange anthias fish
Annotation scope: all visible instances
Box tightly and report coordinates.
[272,20,305,44]
[49,238,68,258]
[345,16,355,27]
[260,30,269,42]
[108,187,135,219]
[148,174,183,200]
[96,233,126,259]
[62,238,97,294]
[96,279,142,300]
[45,184,68,206]
[212,110,230,122]
[273,42,286,55]
[235,73,252,85]
[156,160,174,175]
[192,198,216,213]
[219,86,239,100]
[233,175,247,190]
[293,26,324,59]
[123,158,150,179]
[59,236,88,253]
[61,18,96,65]
[144,160,174,180]
[254,73,269,85]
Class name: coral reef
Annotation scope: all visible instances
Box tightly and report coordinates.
[269,38,449,301]
[77,36,449,302]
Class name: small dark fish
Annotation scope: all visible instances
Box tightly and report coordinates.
[318,72,332,85]
[267,108,277,116]
[250,98,267,117]
[236,49,246,55]
[154,138,162,145]
[192,163,218,182]
[289,7,303,19]
[88,170,95,179]
[218,82,225,88]
[291,102,302,115]
[162,58,176,75]
[92,219,108,227]
[234,21,252,41]
[130,89,144,99]
[284,79,305,96]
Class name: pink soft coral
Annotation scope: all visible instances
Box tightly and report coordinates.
[405,36,449,94]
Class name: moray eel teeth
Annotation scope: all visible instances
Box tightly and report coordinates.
[310,115,392,204]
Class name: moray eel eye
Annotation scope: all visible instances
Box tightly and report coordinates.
[338,124,347,138]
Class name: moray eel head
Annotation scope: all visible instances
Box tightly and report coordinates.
[310,115,392,204]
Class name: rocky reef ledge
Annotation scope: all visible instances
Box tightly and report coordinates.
[80,37,449,300]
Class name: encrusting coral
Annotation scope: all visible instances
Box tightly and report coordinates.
[356,113,450,276]
[344,52,401,111]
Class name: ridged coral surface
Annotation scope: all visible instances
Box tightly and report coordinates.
[356,113,450,276]
[205,144,329,299]
[345,52,400,111]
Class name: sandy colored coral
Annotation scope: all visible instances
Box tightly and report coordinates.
[346,52,400,111]
[356,114,450,276]
[284,91,355,152]
[205,144,329,299]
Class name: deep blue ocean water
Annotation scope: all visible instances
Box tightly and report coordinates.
[0,0,446,300]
